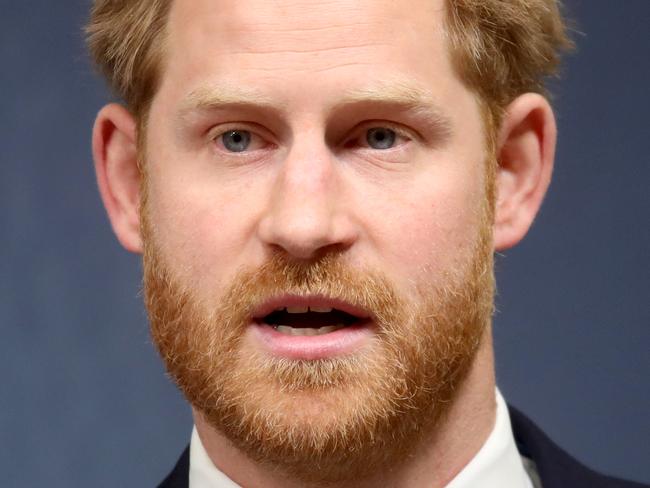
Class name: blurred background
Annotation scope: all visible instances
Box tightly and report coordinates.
[1,0,648,486]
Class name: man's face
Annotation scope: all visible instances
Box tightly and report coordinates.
[142,0,493,481]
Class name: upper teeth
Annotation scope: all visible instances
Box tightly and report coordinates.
[285,306,308,313]
[279,306,333,314]
[309,306,333,313]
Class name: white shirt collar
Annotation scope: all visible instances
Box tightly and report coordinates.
[189,389,533,488]
[445,389,533,488]
[189,427,241,488]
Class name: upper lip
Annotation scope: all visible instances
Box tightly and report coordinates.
[251,294,371,320]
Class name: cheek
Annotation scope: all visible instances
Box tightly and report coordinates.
[144,171,264,291]
[364,166,487,289]
[143,107,277,291]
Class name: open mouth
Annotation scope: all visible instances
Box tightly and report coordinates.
[252,300,370,337]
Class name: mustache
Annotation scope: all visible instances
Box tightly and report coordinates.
[211,252,404,325]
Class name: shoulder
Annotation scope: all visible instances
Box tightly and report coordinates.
[158,446,190,488]
[508,405,648,488]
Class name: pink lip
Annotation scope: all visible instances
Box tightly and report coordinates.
[248,321,374,360]
[247,294,374,360]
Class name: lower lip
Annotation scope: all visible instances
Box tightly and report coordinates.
[248,321,374,360]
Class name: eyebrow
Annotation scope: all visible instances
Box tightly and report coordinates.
[340,79,438,106]
[178,79,453,136]
[337,80,453,136]
[179,84,279,115]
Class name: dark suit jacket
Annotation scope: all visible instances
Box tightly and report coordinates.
[159,406,648,487]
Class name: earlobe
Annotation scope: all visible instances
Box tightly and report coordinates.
[92,103,143,253]
[493,93,556,251]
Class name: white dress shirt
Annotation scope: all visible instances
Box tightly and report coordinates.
[189,389,534,487]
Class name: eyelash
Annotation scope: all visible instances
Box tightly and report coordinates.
[207,121,414,154]
[209,124,271,153]
[344,123,413,149]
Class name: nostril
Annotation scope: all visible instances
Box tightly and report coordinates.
[264,235,347,261]
[256,181,359,260]
[257,215,333,259]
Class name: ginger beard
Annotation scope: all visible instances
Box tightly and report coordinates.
[141,179,495,483]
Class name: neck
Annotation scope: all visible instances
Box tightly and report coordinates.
[194,330,496,488]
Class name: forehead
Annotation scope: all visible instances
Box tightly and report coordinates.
[161,0,457,107]
[167,0,448,50]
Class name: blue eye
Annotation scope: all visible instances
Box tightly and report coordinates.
[366,127,396,149]
[222,130,251,152]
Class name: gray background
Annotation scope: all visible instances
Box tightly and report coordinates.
[1,1,648,486]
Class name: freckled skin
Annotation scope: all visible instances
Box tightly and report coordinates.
[145,0,487,300]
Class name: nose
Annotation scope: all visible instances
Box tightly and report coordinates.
[256,142,358,260]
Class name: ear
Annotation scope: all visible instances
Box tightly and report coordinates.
[92,103,143,253]
[493,93,556,251]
